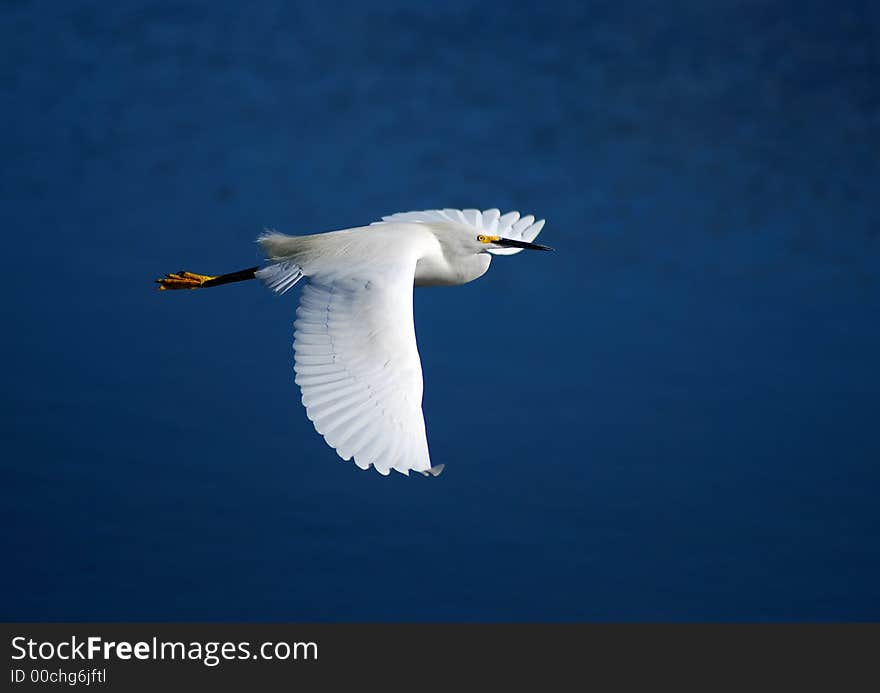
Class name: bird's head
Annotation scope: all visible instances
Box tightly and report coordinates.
[472,233,554,254]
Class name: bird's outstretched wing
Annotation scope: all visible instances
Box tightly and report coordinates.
[374,208,545,256]
[292,259,436,476]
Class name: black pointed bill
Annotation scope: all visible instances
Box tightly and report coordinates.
[494,238,554,251]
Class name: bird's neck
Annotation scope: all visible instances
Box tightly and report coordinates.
[414,251,491,287]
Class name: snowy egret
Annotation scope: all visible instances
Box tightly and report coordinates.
[156,208,551,477]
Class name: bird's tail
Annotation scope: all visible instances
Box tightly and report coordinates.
[254,230,307,295]
[254,261,304,295]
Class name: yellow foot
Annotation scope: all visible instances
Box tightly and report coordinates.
[155,270,218,290]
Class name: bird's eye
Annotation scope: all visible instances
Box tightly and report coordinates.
[477,235,487,243]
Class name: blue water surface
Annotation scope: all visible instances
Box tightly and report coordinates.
[2,0,878,621]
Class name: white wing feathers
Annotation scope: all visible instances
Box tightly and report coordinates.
[290,257,436,476]
[374,208,545,256]
[257,209,542,477]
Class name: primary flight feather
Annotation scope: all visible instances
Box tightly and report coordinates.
[156,208,551,477]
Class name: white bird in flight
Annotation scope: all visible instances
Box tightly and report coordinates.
[156,208,551,477]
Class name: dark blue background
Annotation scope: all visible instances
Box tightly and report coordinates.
[2,0,878,621]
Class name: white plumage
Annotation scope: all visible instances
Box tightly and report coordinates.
[162,208,550,477]
[374,208,546,256]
